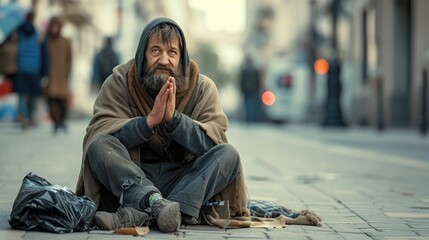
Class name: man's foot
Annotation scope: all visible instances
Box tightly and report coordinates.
[94,207,150,230]
[151,199,181,232]
[181,213,200,225]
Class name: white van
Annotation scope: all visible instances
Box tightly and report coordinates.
[262,55,310,123]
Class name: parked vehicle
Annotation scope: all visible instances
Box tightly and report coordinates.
[262,55,310,123]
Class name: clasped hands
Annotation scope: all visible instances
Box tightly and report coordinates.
[146,76,176,129]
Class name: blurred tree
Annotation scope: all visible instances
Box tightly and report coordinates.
[193,42,232,90]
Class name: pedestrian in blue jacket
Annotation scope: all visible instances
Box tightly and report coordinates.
[13,11,43,129]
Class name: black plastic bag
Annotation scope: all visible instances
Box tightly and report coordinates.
[9,172,97,233]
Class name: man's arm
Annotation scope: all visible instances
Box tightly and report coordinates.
[112,117,154,149]
[164,111,215,156]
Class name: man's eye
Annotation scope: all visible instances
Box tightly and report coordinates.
[169,51,178,56]
[152,49,160,55]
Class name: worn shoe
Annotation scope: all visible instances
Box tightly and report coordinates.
[94,207,150,230]
[182,214,200,225]
[151,199,181,232]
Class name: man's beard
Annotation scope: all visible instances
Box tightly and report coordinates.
[142,63,184,93]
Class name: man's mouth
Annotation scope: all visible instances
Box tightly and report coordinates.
[156,68,171,74]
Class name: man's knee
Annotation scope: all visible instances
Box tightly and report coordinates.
[87,134,118,156]
[86,134,120,168]
[214,143,241,176]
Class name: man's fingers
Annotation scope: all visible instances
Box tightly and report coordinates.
[159,79,170,95]
[164,77,176,122]
[171,77,176,95]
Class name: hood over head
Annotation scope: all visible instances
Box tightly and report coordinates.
[134,17,189,81]
[18,11,36,36]
[47,16,63,38]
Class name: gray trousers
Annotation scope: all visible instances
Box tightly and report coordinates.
[86,134,241,218]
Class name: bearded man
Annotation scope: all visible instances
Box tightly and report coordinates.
[75,17,250,233]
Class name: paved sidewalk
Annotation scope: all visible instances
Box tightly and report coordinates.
[0,119,428,239]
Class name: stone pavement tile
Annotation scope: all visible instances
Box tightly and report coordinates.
[306,204,349,213]
[22,231,89,240]
[368,222,414,230]
[308,210,340,220]
[383,237,429,240]
[320,215,365,223]
[0,230,25,240]
[357,228,382,236]
[181,228,231,239]
[414,230,429,237]
[91,227,280,240]
[338,232,374,240]
[395,202,429,210]
[407,222,429,229]
[359,214,394,222]
[267,225,308,234]
[305,232,345,240]
[381,204,417,212]
[404,218,429,223]
[315,222,365,234]
[296,225,331,233]
[184,228,267,239]
[181,225,224,231]
[367,229,420,239]
[88,230,114,235]
[90,229,181,239]
[264,230,311,240]
[0,211,12,230]
[384,212,429,219]
[324,222,372,229]
[88,235,141,240]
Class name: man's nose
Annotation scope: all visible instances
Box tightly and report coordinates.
[159,52,169,65]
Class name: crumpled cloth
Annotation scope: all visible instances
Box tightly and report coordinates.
[202,199,322,229]
[248,199,322,226]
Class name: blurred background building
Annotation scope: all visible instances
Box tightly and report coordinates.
[243,0,429,134]
[0,0,428,134]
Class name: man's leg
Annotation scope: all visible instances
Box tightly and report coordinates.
[86,134,181,232]
[86,134,158,209]
[166,143,241,219]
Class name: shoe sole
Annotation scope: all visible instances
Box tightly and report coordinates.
[157,202,181,233]
[94,212,117,230]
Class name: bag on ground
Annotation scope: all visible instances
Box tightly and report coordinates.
[8,172,97,233]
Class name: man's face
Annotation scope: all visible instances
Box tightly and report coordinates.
[142,34,182,92]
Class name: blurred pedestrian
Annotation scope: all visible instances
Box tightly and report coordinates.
[0,32,18,80]
[239,54,262,123]
[91,37,119,94]
[75,17,249,233]
[13,11,43,129]
[41,16,72,134]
